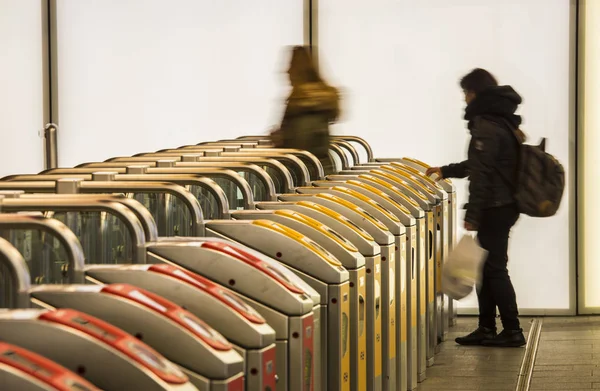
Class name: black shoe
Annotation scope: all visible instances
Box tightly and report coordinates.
[455,327,497,346]
[482,329,526,347]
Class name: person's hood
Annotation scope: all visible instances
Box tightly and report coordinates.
[464,85,522,128]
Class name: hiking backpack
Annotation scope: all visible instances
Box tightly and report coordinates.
[512,136,565,217]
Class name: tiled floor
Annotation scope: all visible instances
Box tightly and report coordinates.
[418,316,600,391]
[530,317,600,390]
[417,316,531,390]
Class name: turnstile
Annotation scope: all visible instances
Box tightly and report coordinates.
[254,201,381,391]
[360,167,446,348]
[380,163,450,342]
[0,214,246,391]
[348,162,452,346]
[310,180,417,391]
[399,157,458,327]
[230,209,368,391]
[204,219,350,391]
[146,238,320,391]
[5,167,257,211]
[291,187,404,391]
[29,283,245,389]
[0,308,201,391]
[276,193,394,391]
[83,264,278,391]
[0,341,101,391]
[325,174,426,389]
[0,196,312,391]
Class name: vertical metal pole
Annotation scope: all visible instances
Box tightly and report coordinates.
[303,0,311,47]
[41,0,59,169]
[310,0,319,69]
[44,123,58,169]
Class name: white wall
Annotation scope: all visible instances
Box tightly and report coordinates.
[319,0,573,312]
[56,0,304,167]
[0,0,44,177]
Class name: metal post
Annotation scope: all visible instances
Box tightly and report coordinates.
[44,123,58,169]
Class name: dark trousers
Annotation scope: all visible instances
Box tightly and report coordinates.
[476,204,521,331]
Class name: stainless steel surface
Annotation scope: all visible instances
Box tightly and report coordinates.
[28,284,244,380]
[292,186,403,391]
[276,193,392,391]
[0,195,149,265]
[0,308,199,391]
[144,238,318,391]
[0,214,86,284]
[231,209,365,391]
[43,123,58,170]
[204,220,349,391]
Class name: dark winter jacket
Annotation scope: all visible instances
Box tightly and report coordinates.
[441,86,522,227]
[278,82,340,175]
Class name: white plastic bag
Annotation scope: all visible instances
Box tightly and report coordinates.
[442,234,488,300]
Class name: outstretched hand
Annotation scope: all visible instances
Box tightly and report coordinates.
[425,167,443,181]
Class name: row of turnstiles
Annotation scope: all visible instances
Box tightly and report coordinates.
[0,135,459,391]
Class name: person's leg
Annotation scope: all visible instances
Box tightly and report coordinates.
[476,233,498,330]
[480,205,525,347]
[455,217,498,345]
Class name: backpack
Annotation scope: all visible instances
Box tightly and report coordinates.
[511,135,565,217]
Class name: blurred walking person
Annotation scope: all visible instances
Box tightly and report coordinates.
[271,46,340,175]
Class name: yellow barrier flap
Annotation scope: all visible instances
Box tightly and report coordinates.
[371,170,428,201]
[296,201,375,242]
[358,174,421,207]
[252,220,342,266]
[331,186,401,223]
[316,193,389,232]
[274,210,359,253]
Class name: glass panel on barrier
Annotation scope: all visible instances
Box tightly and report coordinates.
[130,192,193,237]
[51,211,133,265]
[186,185,224,220]
[0,228,69,285]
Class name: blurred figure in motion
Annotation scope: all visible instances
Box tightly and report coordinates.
[271,46,340,175]
[426,68,526,348]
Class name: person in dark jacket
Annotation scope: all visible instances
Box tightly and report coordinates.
[426,68,526,347]
[271,46,340,175]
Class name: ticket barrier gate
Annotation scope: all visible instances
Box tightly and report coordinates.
[252,201,382,391]
[378,163,450,342]
[144,238,319,391]
[324,174,427,389]
[195,142,324,181]
[348,162,452,344]
[0,227,203,391]
[358,166,447,346]
[0,307,203,391]
[158,148,313,188]
[84,264,279,391]
[182,145,322,183]
[6,168,250,213]
[308,181,417,391]
[102,155,295,194]
[336,169,441,369]
[84,160,279,202]
[203,219,350,391]
[0,196,315,391]
[275,193,394,391]
[0,179,204,237]
[0,212,247,391]
[229,209,368,391]
[326,135,458,330]
[0,341,101,391]
[399,157,458,327]
[291,188,405,391]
